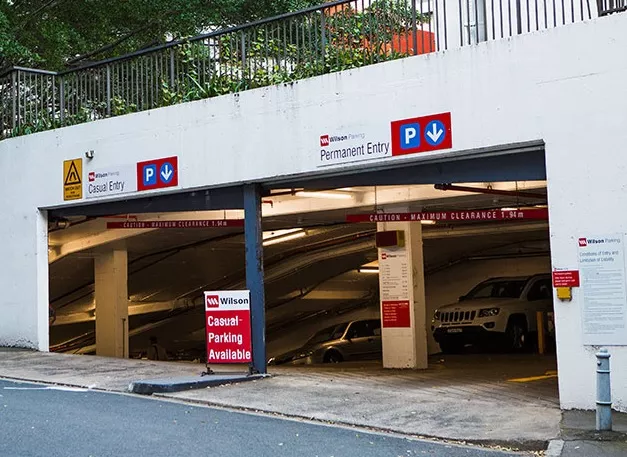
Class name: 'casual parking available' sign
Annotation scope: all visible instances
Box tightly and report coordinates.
[204,290,252,364]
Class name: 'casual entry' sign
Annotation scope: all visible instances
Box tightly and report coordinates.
[203,290,252,364]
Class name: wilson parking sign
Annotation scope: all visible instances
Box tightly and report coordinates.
[204,291,252,364]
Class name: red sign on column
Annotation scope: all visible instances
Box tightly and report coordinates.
[382,300,411,328]
[552,270,580,287]
[204,290,252,363]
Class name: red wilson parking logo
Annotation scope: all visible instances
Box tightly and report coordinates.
[578,238,588,247]
[320,135,330,146]
[88,172,95,182]
[206,295,220,308]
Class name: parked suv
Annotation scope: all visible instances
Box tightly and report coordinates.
[431,274,553,354]
[268,319,382,365]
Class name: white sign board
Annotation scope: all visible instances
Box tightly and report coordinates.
[578,234,627,345]
[84,165,137,199]
[379,248,410,301]
[317,125,390,167]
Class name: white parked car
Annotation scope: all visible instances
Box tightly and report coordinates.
[431,274,553,354]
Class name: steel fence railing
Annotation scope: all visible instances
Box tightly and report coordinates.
[0,0,608,140]
[597,0,627,15]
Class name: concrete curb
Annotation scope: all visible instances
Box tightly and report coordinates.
[545,440,564,457]
[128,373,269,395]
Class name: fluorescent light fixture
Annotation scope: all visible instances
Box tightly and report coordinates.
[295,191,352,200]
[500,207,518,211]
[263,229,306,246]
[357,267,379,274]
[420,220,436,225]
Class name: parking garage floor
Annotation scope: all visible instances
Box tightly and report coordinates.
[0,349,559,449]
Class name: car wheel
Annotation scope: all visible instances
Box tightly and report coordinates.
[506,319,528,352]
[439,340,465,354]
[323,350,343,363]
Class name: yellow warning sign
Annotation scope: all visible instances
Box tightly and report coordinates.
[63,158,83,201]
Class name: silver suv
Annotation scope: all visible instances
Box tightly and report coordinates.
[268,319,382,365]
[431,274,553,354]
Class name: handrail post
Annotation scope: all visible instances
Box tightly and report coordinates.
[241,30,247,79]
[11,70,17,132]
[169,48,176,88]
[516,0,523,34]
[59,77,65,124]
[321,12,327,65]
[106,64,111,117]
[411,0,418,55]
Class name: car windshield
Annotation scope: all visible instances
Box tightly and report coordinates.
[305,323,348,345]
[464,279,528,300]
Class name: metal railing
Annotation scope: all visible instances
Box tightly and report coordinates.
[0,0,603,140]
[597,0,627,15]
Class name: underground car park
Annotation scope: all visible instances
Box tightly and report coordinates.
[46,178,557,415]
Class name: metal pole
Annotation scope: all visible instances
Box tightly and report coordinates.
[536,311,545,355]
[11,71,17,132]
[59,78,65,124]
[477,0,488,41]
[411,0,418,55]
[516,0,523,34]
[244,183,267,375]
[106,65,112,117]
[596,348,612,431]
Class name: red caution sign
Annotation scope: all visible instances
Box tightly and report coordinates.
[204,291,252,364]
[552,270,580,288]
[107,219,244,229]
[347,208,548,223]
[382,300,411,328]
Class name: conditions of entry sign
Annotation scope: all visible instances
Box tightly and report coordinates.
[204,290,252,363]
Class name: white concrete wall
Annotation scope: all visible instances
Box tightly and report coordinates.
[2,13,627,408]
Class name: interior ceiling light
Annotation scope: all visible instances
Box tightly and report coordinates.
[357,267,379,274]
[295,191,352,200]
[500,207,519,211]
[263,229,306,246]
[420,220,436,225]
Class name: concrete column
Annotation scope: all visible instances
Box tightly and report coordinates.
[95,249,128,358]
[377,220,428,369]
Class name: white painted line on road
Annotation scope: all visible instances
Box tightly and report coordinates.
[3,386,89,392]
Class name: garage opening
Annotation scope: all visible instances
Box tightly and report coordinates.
[47,146,558,413]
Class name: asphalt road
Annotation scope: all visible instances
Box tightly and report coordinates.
[0,379,521,457]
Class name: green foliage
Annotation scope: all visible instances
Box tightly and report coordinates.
[0,0,322,71]
[4,0,432,138]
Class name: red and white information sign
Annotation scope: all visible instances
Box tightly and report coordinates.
[107,219,244,229]
[552,270,580,288]
[347,208,548,223]
[204,290,252,364]
[382,300,411,328]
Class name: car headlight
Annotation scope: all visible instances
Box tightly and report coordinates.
[433,310,440,320]
[478,307,500,317]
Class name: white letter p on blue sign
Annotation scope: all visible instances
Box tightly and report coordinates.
[400,122,421,150]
